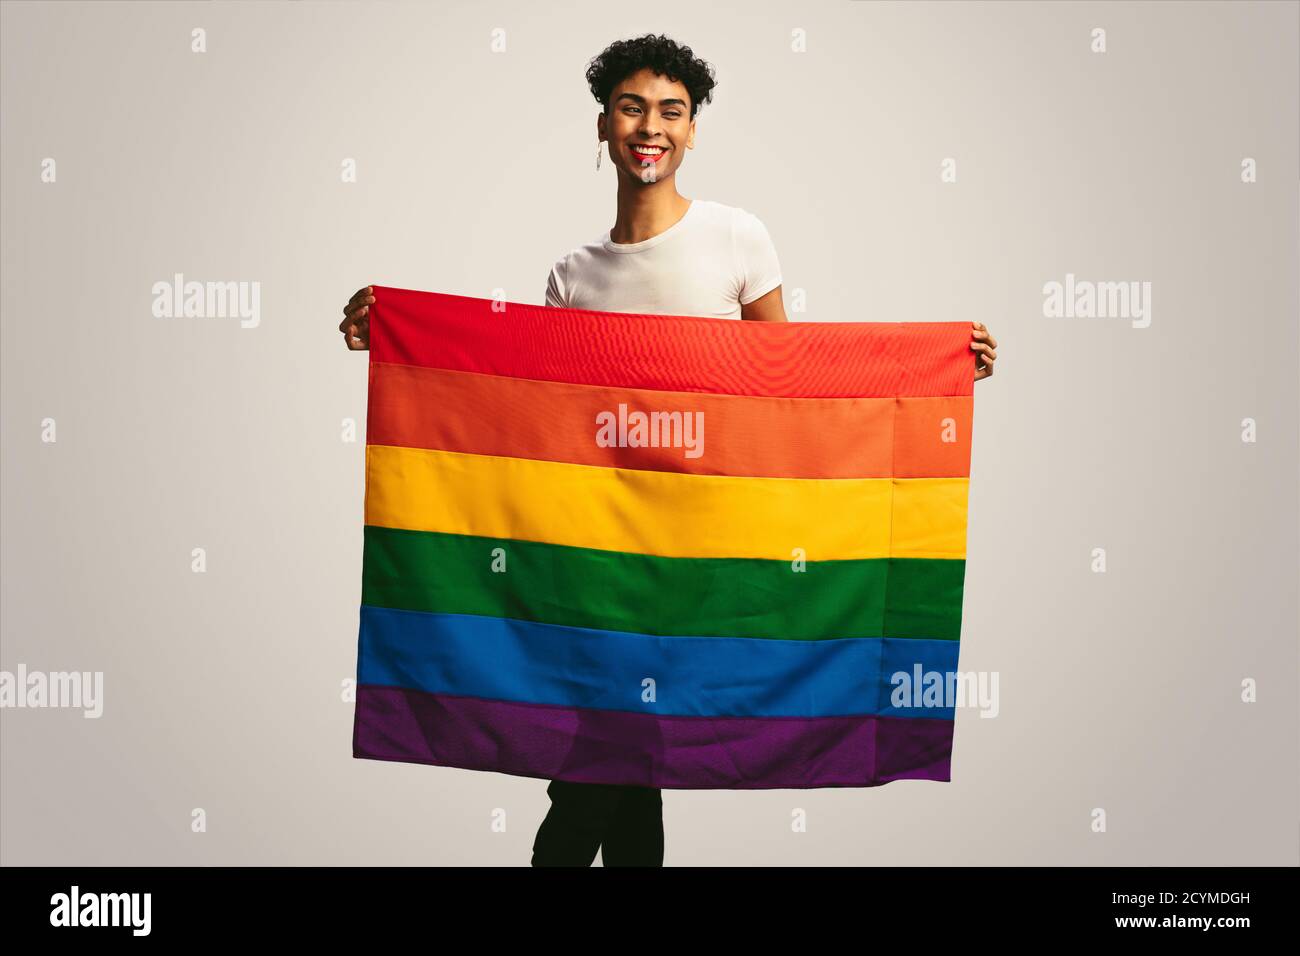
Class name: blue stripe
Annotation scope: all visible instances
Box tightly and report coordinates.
[358,606,962,719]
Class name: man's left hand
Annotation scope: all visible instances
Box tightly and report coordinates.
[972,322,998,381]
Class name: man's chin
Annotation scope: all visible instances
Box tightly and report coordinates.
[628,160,671,178]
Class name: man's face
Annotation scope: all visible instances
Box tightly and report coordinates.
[599,68,695,183]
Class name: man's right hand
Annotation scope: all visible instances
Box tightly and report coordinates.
[340,286,374,350]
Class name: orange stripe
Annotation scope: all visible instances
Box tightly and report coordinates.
[367,363,972,479]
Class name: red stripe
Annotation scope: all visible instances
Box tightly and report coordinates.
[368,287,974,399]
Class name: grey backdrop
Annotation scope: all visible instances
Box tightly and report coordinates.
[2,0,1296,866]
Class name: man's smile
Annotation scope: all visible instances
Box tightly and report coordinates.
[629,144,668,163]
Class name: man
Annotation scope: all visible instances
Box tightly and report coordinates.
[339,33,997,868]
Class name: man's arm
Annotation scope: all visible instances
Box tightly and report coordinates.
[545,258,567,308]
[740,284,787,322]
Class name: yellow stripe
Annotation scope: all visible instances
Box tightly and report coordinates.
[365,445,968,561]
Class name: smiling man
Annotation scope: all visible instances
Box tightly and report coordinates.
[336,32,997,870]
[531,34,792,872]
[543,36,789,323]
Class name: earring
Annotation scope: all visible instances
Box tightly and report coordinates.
[596,141,603,170]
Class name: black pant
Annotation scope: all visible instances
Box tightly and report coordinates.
[531,779,664,866]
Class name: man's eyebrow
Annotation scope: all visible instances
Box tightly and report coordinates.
[614,92,688,108]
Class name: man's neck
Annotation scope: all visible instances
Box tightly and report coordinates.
[609,181,692,245]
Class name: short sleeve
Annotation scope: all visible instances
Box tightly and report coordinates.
[734,209,783,305]
[545,256,568,308]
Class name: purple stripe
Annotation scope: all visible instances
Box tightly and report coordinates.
[353,684,953,790]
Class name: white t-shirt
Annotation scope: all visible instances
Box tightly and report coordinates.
[544,198,782,320]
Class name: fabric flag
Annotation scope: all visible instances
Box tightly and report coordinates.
[352,287,975,789]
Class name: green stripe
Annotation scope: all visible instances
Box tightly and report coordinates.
[363,526,964,641]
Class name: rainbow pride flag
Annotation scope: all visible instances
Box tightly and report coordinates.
[351,287,974,789]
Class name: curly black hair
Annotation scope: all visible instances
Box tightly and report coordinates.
[585,34,717,121]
